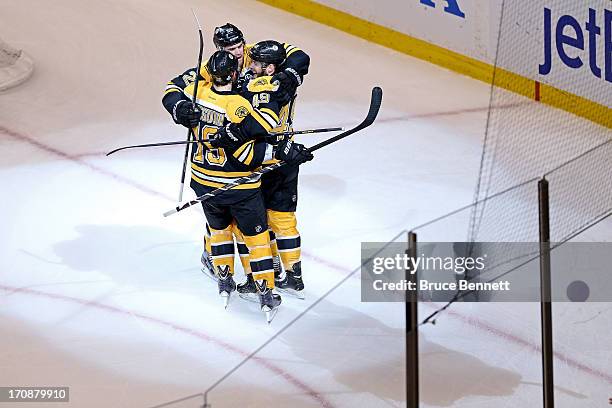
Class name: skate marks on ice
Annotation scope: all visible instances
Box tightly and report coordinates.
[49,223,304,321]
[51,224,202,289]
[209,297,523,407]
[0,316,200,408]
[0,307,318,408]
[299,173,347,196]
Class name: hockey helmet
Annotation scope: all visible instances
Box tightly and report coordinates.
[249,40,286,66]
[213,23,245,49]
[207,50,238,84]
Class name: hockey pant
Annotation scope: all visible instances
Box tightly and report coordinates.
[215,210,301,276]
[204,222,251,275]
[207,225,276,288]
[267,210,301,273]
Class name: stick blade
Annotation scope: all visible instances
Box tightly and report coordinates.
[163,207,179,217]
[106,147,123,156]
[364,86,383,126]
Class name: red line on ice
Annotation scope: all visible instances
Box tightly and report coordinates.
[0,284,334,408]
[0,126,174,202]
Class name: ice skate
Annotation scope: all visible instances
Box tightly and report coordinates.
[256,279,281,324]
[237,273,259,303]
[217,265,236,309]
[275,261,305,300]
[200,249,217,282]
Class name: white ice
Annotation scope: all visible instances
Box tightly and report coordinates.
[1,0,610,407]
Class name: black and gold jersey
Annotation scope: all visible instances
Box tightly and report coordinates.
[162,43,309,105]
[161,41,310,193]
[241,76,293,136]
[240,75,299,165]
[184,83,275,192]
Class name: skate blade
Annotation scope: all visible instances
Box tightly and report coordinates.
[275,287,305,300]
[262,306,279,324]
[201,266,218,282]
[238,292,260,304]
[220,292,231,309]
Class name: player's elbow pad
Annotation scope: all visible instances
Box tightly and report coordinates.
[162,92,185,115]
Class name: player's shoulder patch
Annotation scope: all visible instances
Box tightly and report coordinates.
[246,76,279,93]
[226,94,253,120]
[235,105,249,118]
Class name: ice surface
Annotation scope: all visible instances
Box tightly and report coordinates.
[0,1,610,407]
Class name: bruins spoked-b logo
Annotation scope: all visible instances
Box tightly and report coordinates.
[235,106,249,118]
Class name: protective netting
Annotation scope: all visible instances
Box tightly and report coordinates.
[469,0,611,244]
[0,36,34,91]
[408,180,540,312]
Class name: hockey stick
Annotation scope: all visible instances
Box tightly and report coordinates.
[163,86,382,217]
[106,139,206,156]
[272,126,343,137]
[105,127,345,156]
[177,10,204,203]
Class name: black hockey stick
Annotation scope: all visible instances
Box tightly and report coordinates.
[163,86,382,217]
[272,126,344,137]
[177,10,204,203]
[105,127,345,156]
[106,139,206,156]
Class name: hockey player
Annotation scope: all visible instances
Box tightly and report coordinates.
[163,24,310,289]
[163,50,309,320]
[212,40,312,298]
[212,23,309,103]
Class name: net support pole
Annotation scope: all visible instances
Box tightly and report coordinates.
[405,231,419,408]
[538,177,554,408]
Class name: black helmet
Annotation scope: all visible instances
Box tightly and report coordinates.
[249,40,286,66]
[213,23,244,49]
[207,50,238,85]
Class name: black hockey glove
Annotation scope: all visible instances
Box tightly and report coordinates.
[236,69,256,92]
[275,138,313,166]
[272,68,301,90]
[172,100,201,128]
[272,68,301,105]
[210,123,250,152]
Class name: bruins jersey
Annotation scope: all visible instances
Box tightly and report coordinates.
[241,76,293,133]
[163,43,309,103]
[239,75,298,165]
[183,82,276,193]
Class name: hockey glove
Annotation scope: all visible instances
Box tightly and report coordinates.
[236,69,255,92]
[275,139,313,166]
[271,68,301,105]
[172,100,201,128]
[272,68,301,90]
[210,123,250,152]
